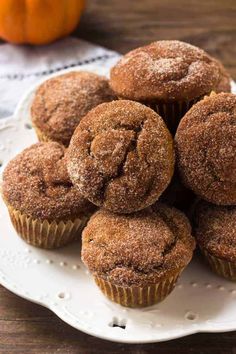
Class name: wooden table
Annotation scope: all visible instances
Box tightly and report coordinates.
[1,1,236,353]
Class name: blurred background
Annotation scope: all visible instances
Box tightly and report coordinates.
[78,0,236,78]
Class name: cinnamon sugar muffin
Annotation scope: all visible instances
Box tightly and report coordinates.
[31,71,115,146]
[175,93,236,205]
[2,142,95,249]
[82,203,195,307]
[67,100,175,213]
[194,200,236,281]
[110,40,226,133]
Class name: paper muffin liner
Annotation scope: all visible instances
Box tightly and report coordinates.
[144,97,203,133]
[94,270,181,307]
[7,205,88,249]
[201,248,236,281]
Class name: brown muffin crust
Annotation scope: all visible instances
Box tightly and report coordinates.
[175,93,236,205]
[194,200,236,261]
[67,100,175,213]
[31,71,115,146]
[110,40,221,102]
[82,204,195,287]
[2,142,95,221]
[214,59,231,93]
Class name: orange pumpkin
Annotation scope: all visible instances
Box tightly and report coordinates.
[0,0,85,45]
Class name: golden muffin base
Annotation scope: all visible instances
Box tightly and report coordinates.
[7,205,88,249]
[201,249,236,281]
[34,126,53,144]
[94,270,182,308]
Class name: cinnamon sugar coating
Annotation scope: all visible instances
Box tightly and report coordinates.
[67,100,175,213]
[31,71,115,146]
[194,200,236,262]
[82,204,195,287]
[110,40,221,102]
[175,93,236,205]
[2,142,95,221]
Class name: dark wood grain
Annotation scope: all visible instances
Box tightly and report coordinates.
[1,283,236,354]
[78,0,236,79]
[1,0,236,353]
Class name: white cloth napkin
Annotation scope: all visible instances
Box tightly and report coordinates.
[0,37,121,118]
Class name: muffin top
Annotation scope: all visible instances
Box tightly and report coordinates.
[31,71,115,146]
[110,40,221,101]
[175,93,236,205]
[194,201,236,261]
[82,203,195,287]
[67,100,174,213]
[2,142,95,221]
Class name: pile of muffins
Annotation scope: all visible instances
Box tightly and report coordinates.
[1,40,236,308]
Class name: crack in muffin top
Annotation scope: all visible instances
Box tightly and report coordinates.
[2,142,95,221]
[82,203,195,287]
[110,40,222,101]
[175,93,236,205]
[194,201,236,261]
[31,71,115,146]
[67,100,175,213]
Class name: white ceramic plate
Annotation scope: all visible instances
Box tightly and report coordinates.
[0,67,236,344]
